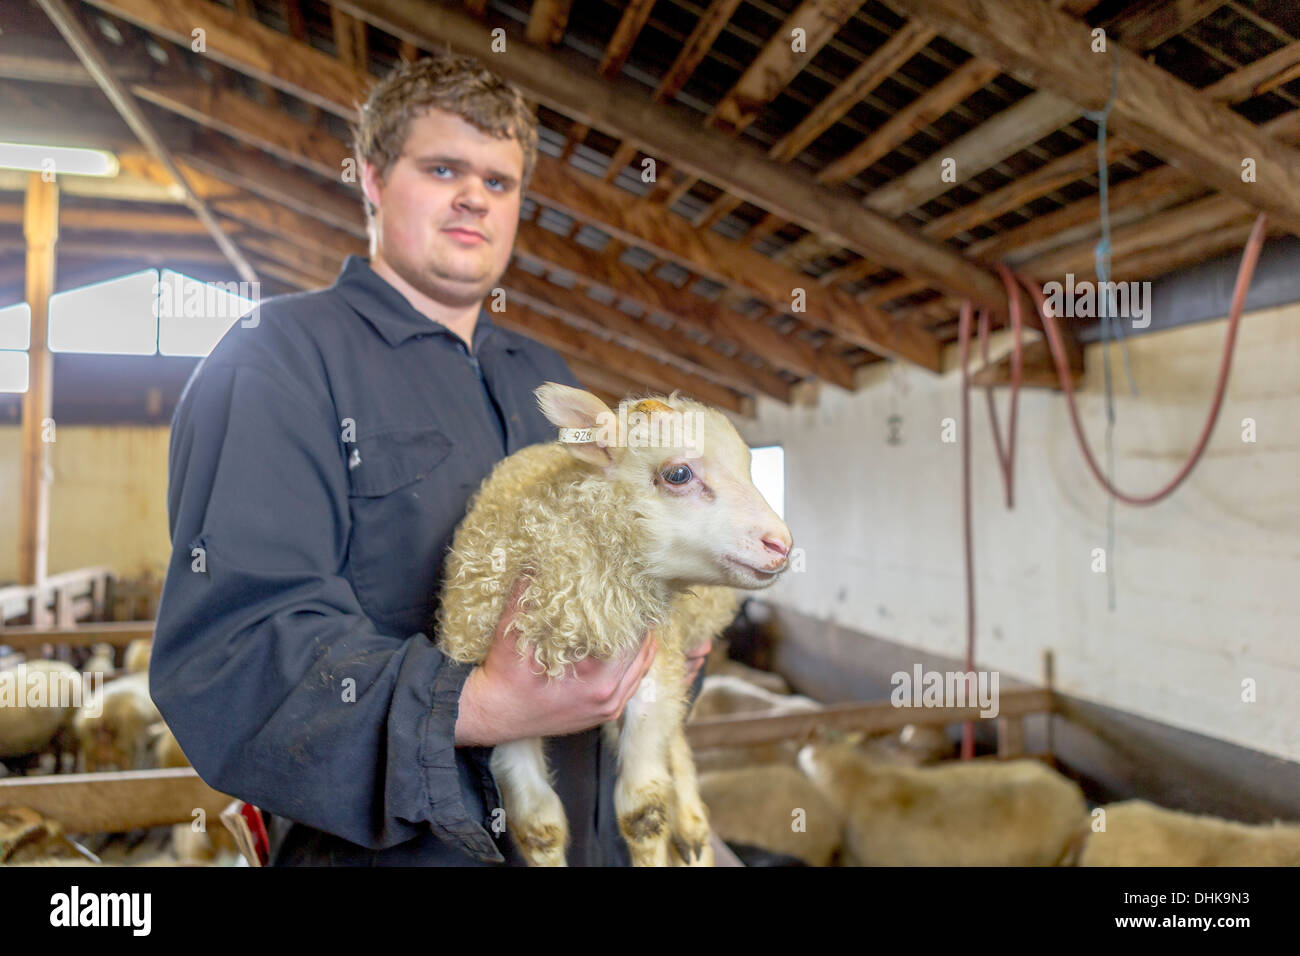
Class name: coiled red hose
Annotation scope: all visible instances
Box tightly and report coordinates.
[956,212,1269,758]
[1017,212,1268,505]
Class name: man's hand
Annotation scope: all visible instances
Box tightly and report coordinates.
[454,576,658,746]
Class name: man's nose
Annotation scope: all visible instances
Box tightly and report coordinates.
[454,179,490,211]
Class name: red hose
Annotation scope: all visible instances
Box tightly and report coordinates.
[955,213,1268,759]
[1019,212,1268,505]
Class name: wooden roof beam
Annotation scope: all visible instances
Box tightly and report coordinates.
[599,0,656,79]
[36,0,257,284]
[707,0,864,137]
[527,153,942,369]
[494,299,754,416]
[322,0,1003,326]
[501,266,793,402]
[768,20,935,163]
[526,0,574,47]
[884,0,1300,224]
[512,219,854,387]
[654,0,743,103]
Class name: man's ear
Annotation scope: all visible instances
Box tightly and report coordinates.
[361,160,384,218]
[535,382,623,469]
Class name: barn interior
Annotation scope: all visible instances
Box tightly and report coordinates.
[1,0,1298,868]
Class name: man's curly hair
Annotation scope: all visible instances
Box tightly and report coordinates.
[353,52,538,219]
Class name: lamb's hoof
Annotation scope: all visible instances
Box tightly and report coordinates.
[511,822,568,867]
[669,803,713,866]
[671,833,706,865]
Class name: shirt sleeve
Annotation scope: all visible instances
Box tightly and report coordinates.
[152,359,501,861]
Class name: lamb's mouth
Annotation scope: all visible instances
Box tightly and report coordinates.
[721,554,782,582]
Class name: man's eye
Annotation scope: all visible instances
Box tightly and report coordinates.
[662,465,693,485]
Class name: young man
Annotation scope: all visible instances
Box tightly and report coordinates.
[153,54,712,865]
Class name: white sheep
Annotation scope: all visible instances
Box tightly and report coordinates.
[698,765,842,866]
[437,384,792,866]
[83,643,115,677]
[123,639,151,675]
[150,721,190,769]
[689,674,817,722]
[73,672,161,772]
[1080,799,1300,866]
[799,736,1088,866]
[705,646,791,694]
[688,675,821,774]
[0,661,84,767]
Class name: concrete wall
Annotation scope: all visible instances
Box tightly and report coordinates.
[733,301,1300,766]
[0,425,171,583]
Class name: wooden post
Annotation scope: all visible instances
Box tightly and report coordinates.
[996,716,1025,758]
[20,172,58,628]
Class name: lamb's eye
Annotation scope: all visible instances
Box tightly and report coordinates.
[662,465,693,485]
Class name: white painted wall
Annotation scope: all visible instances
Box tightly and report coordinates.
[734,302,1300,763]
[0,425,171,583]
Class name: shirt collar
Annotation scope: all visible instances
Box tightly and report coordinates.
[333,255,510,353]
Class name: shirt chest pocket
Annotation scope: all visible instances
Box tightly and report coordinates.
[345,427,469,630]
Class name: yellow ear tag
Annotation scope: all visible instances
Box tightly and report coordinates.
[632,399,674,416]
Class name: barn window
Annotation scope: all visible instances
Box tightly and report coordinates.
[49,269,158,355]
[0,301,30,392]
[157,270,258,357]
[750,444,785,520]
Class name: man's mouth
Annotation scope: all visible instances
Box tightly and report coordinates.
[443,227,486,245]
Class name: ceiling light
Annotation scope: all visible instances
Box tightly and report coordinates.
[0,142,120,178]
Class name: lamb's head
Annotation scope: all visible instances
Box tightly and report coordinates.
[535,382,792,591]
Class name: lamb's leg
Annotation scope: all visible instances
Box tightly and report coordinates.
[666,725,714,867]
[490,737,568,867]
[614,650,680,867]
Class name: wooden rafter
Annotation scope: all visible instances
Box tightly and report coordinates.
[36,0,257,283]
[111,78,845,387]
[527,153,942,369]
[768,19,935,163]
[526,0,574,47]
[599,0,656,79]
[707,0,863,136]
[815,58,1002,185]
[654,0,743,103]
[74,0,958,372]
[885,0,1300,224]
[495,298,753,416]
[320,0,1001,322]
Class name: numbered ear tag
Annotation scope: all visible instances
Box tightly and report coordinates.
[348,448,362,470]
[557,427,594,444]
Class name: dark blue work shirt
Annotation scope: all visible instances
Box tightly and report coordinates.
[153,255,643,866]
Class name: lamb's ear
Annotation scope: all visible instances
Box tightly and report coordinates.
[535,382,623,469]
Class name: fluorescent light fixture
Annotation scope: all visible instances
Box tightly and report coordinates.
[157,269,259,357]
[0,350,29,393]
[0,302,30,350]
[50,269,159,355]
[0,141,120,178]
[750,445,785,520]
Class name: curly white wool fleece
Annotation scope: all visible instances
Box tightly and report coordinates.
[436,434,739,676]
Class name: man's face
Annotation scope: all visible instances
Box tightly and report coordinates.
[363,108,524,307]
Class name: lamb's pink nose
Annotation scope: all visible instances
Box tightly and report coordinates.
[762,532,791,558]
